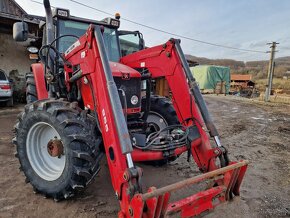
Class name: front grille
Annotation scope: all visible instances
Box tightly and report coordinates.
[114,77,141,110]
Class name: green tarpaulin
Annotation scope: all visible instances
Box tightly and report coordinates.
[190,65,231,94]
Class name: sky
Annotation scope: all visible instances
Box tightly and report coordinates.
[15,0,290,61]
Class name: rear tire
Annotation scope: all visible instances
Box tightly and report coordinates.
[26,73,38,103]
[143,96,180,165]
[13,99,103,200]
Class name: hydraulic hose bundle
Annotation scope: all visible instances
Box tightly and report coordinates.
[133,125,189,151]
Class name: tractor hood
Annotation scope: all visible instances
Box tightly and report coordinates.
[109,62,141,78]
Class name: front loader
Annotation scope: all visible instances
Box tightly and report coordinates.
[12,1,248,217]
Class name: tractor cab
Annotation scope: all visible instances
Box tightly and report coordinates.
[13,7,146,115]
[14,7,145,61]
[46,7,121,62]
[55,13,145,59]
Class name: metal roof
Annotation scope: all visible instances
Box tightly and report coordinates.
[231,74,252,81]
[0,0,41,34]
[0,0,27,17]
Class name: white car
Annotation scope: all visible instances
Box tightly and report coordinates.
[0,69,13,106]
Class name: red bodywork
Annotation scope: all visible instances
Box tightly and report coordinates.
[31,57,141,114]
[31,63,48,99]
[32,25,248,217]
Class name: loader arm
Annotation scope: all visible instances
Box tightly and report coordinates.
[119,39,248,217]
[63,25,142,217]
[121,39,221,172]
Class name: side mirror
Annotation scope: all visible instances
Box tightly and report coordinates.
[139,38,145,50]
[13,22,28,42]
[138,32,145,50]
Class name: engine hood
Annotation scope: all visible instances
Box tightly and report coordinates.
[109,62,141,78]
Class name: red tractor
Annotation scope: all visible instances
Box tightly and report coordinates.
[13,1,248,217]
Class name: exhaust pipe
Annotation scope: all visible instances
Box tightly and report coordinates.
[43,0,55,97]
[43,0,54,45]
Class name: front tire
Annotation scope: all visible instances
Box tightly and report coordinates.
[143,96,180,165]
[146,96,179,132]
[13,100,103,200]
[26,73,38,103]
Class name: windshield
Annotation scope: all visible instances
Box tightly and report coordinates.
[58,20,120,62]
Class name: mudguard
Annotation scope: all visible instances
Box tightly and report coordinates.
[31,63,48,100]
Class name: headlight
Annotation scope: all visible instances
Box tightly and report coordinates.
[27,46,39,54]
[131,95,139,105]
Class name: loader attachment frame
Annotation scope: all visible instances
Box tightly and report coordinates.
[128,160,248,218]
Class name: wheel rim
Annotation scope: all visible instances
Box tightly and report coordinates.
[147,112,168,132]
[26,122,65,181]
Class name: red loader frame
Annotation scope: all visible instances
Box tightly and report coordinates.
[62,25,248,217]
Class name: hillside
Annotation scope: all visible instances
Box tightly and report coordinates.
[185,55,290,80]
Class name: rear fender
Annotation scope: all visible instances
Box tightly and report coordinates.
[31,63,48,100]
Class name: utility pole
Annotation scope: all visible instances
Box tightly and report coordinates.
[264,42,278,102]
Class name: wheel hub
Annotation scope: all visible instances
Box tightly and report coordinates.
[146,112,168,133]
[47,138,64,158]
[26,122,66,181]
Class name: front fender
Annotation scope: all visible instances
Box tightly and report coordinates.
[31,63,48,100]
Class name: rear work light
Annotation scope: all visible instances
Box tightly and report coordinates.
[0,84,11,90]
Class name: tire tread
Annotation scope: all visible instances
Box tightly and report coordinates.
[13,99,103,200]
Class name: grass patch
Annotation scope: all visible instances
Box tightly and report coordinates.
[255,78,290,92]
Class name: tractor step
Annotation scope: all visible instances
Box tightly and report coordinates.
[127,160,249,218]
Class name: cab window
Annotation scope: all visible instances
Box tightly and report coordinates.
[58,20,120,62]
[119,32,142,56]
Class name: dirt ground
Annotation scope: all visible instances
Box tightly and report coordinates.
[0,95,289,218]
